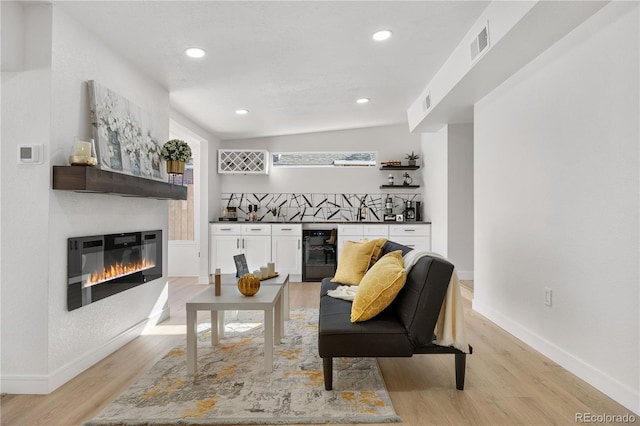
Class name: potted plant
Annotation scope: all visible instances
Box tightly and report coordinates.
[161,139,192,174]
[405,151,420,166]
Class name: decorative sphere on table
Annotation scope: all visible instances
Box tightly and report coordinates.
[238,273,260,296]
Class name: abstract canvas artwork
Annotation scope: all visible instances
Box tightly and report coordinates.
[88,80,166,181]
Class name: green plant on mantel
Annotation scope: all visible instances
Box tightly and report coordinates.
[161,139,192,162]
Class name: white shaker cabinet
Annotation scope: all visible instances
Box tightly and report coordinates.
[209,225,242,273]
[388,224,431,252]
[240,225,271,273]
[209,224,271,274]
[362,224,389,241]
[271,224,302,277]
[336,224,363,254]
[337,224,389,256]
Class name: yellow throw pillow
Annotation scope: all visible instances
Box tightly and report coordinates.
[331,239,385,286]
[368,238,387,268]
[351,250,407,322]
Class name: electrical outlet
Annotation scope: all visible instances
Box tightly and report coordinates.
[544,287,553,307]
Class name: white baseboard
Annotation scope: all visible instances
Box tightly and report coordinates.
[1,305,170,395]
[456,270,474,280]
[0,373,50,394]
[473,299,640,415]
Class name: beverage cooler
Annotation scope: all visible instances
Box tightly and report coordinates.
[302,228,337,282]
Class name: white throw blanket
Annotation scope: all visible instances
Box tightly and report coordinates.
[326,285,358,301]
[328,250,469,353]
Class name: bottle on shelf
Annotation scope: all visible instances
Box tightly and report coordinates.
[388,174,394,185]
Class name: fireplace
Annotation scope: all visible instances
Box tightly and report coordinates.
[67,230,162,311]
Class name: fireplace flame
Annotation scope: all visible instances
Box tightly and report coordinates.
[84,259,155,288]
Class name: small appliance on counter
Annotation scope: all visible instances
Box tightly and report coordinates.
[220,206,238,221]
[404,200,416,221]
[384,195,396,221]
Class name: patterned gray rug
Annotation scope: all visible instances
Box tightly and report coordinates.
[84,308,399,425]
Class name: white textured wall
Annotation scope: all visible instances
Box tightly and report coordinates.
[474,2,639,412]
[421,124,474,277]
[421,126,448,253]
[2,3,173,393]
[447,124,474,276]
[219,125,421,195]
[1,1,25,71]
[1,2,53,383]
[46,6,171,386]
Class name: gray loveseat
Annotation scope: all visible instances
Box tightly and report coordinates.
[318,240,472,390]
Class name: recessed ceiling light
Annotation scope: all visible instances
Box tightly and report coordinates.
[356,98,370,104]
[185,47,206,58]
[372,30,392,41]
[235,109,249,115]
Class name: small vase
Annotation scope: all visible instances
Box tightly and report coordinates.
[238,273,260,296]
[166,160,185,174]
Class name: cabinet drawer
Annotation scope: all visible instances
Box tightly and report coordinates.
[271,224,302,236]
[241,224,271,235]
[364,234,388,241]
[392,236,431,252]
[338,224,363,236]
[210,224,242,235]
[388,224,430,237]
[363,224,388,236]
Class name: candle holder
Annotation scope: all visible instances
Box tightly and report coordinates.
[69,137,97,166]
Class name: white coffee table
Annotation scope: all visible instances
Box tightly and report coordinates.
[186,285,284,375]
[220,273,290,319]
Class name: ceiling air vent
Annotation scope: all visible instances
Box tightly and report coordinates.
[422,92,432,112]
[470,22,490,63]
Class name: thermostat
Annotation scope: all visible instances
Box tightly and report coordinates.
[17,144,43,164]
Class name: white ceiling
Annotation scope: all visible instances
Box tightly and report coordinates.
[57,1,490,140]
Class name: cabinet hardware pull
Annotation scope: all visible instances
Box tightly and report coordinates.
[221,228,232,231]
[242,238,245,249]
[404,229,416,232]
[298,239,301,249]
[236,238,239,249]
[406,244,416,247]
[250,228,261,231]
[282,228,292,231]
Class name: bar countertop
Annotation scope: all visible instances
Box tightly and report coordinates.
[209,220,432,225]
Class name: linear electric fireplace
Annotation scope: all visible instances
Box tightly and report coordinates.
[67,230,162,311]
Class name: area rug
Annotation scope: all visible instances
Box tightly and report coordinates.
[84,308,400,425]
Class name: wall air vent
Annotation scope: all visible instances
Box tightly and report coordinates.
[470,22,490,63]
[422,92,432,112]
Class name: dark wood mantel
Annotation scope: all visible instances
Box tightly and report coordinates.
[52,166,187,200]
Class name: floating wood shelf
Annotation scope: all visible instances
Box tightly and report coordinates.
[52,166,187,200]
[380,185,420,189]
[379,165,420,170]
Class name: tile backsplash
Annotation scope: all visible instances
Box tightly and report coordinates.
[221,192,421,222]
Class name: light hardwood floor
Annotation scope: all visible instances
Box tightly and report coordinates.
[1,278,635,426]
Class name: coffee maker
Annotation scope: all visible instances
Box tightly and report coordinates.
[383,195,396,221]
[404,200,416,221]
